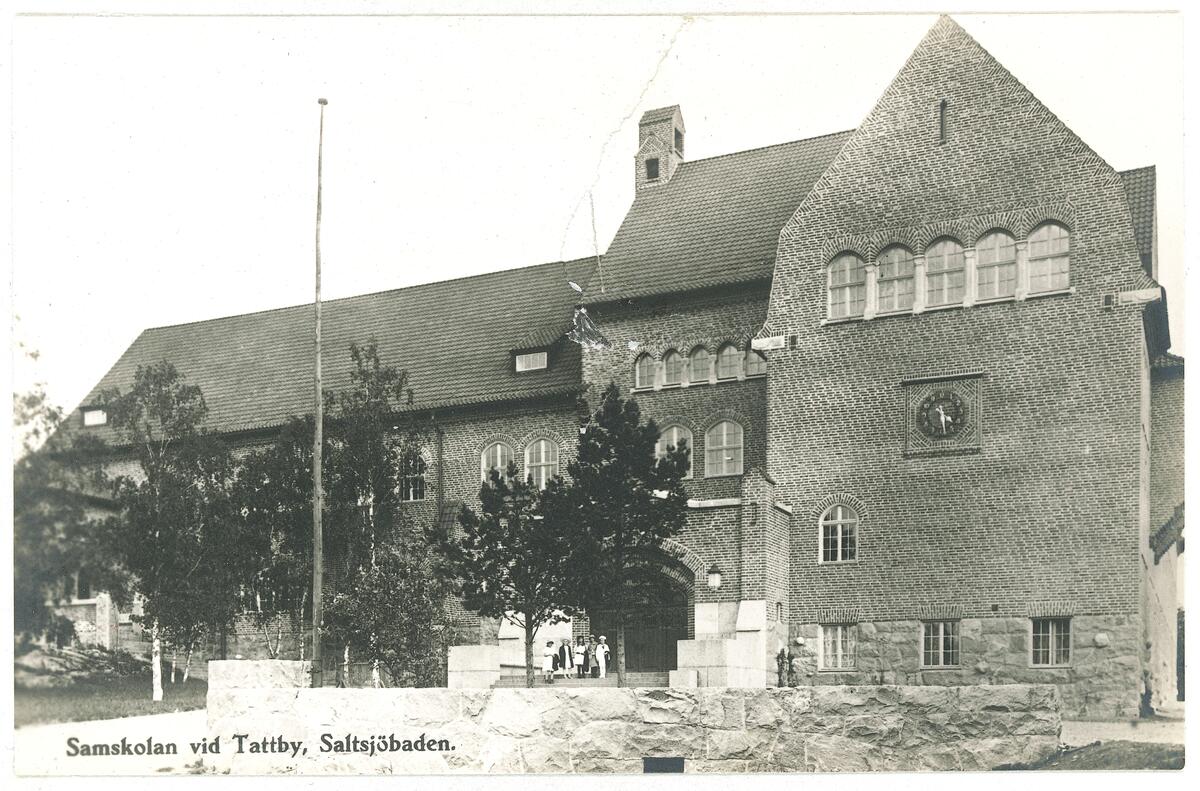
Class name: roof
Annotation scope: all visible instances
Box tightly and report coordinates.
[640,106,681,125]
[584,130,853,303]
[77,257,595,439]
[1120,166,1156,275]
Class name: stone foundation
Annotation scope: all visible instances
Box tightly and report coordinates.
[788,615,1141,720]
[206,661,1061,773]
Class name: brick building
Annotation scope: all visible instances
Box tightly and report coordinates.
[70,17,1181,717]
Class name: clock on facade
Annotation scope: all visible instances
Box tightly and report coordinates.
[917,389,966,439]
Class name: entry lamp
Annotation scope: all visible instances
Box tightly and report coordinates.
[706,564,723,590]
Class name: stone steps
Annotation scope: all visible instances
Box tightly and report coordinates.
[493,672,669,688]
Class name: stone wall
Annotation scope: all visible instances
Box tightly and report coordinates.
[205,661,1061,773]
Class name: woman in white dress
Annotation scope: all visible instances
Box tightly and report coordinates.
[594,635,610,679]
[542,640,556,683]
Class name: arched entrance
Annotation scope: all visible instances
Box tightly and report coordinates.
[587,552,694,673]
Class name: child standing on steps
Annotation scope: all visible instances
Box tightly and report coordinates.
[542,640,556,683]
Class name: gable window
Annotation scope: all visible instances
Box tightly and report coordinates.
[1031,617,1071,666]
[674,128,684,155]
[925,238,965,306]
[662,350,684,387]
[820,504,858,563]
[744,348,767,377]
[704,420,743,477]
[525,438,559,489]
[655,424,693,478]
[515,351,547,372]
[481,441,513,483]
[645,157,660,180]
[877,246,915,313]
[716,344,740,380]
[634,353,654,389]
[1028,222,1070,293]
[400,453,426,502]
[922,620,960,667]
[82,408,107,427]
[828,252,867,319]
[819,624,856,670]
[976,230,1017,300]
[688,346,710,385]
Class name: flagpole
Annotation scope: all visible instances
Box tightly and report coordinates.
[311,97,327,688]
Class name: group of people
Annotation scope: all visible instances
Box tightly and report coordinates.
[541,635,610,683]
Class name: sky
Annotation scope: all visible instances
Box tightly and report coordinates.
[9,8,1186,417]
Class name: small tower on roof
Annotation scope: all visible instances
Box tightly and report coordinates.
[635,105,685,191]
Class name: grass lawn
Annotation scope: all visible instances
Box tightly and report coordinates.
[998,741,1184,771]
[14,675,208,728]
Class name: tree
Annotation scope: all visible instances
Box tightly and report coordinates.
[428,463,578,687]
[233,417,316,660]
[97,362,245,701]
[542,382,690,687]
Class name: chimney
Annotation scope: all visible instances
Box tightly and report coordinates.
[635,105,685,191]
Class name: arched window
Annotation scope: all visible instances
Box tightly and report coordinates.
[705,420,743,477]
[480,441,512,483]
[877,246,915,313]
[655,425,693,478]
[828,252,866,319]
[1028,221,1070,293]
[634,353,655,389]
[525,438,559,489]
[400,452,427,502]
[662,350,684,387]
[716,344,740,380]
[744,348,767,377]
[925,238,965,306]
[820,504,858,563]
[976,230,1017,299]
[688,346,710,385]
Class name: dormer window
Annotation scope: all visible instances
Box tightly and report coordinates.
[515,351,548,372]
[82,408,107,427]
[645,158,660,181]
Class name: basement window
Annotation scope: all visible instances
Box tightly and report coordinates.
[921,620,961,667]
[82,408,107,427]
[515,351,548,372]
[1031,617,1071,666]
[819,623,856,670]
[645,157,660,180]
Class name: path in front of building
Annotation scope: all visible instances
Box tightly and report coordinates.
[12,709,209,776]
[1062,715,1185,747]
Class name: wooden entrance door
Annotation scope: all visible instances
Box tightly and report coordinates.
[590,590,688,673]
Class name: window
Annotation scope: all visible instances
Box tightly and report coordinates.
[828,253,866,319]
[645,157,660,180]
[400,453,426,502]
[1032,617,1071,666]
[674,128,684,155]
[976,230,1017,300]
[82,408,107,427]
[480,441,512,482]
[820,504,858,563]
[922,621,960,667]
[820,624,856,670]
[938,99,948,144]
[655,425,693,478]
[925,238,965,306]
[704,420,743,477]
[515,351,547,372]
[716,344,740,380]
[877,246,915,313]
[744,348,767,377]
[525,438,559,489]
[662,350,684,387]
[688,346,710,384]
[1028,222,1070,293]
[634,353,654,389]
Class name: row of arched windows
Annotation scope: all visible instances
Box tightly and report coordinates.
[653,419,744,478]
[828,222,1071,320]
[634,343,767,390]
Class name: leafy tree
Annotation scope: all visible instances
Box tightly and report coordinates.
[428,463,577,687]
[97,362,245,701]
[542,382,690,687]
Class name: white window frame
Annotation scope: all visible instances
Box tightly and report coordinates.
[515,351,548,372]
[818,504,858,564]
[524,438,559,490]
[655,424,693,479]
[480,441,513,483]
[82,408,107,427]
[399,452,426,502]
[716,344,740,380]
[1030,617,1072,667]
[818,623,856,671]
[828,252,867,320]
[662,350,684,387]
[634,354,655,389]
[744,348,767,377]
[925,238,966,307]
[921,620,961,668]
[704,420,744,477]
[1027,222,1070,294]
[975,230,1018,301]
[687,347,710,386]
[876,246,916,314]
